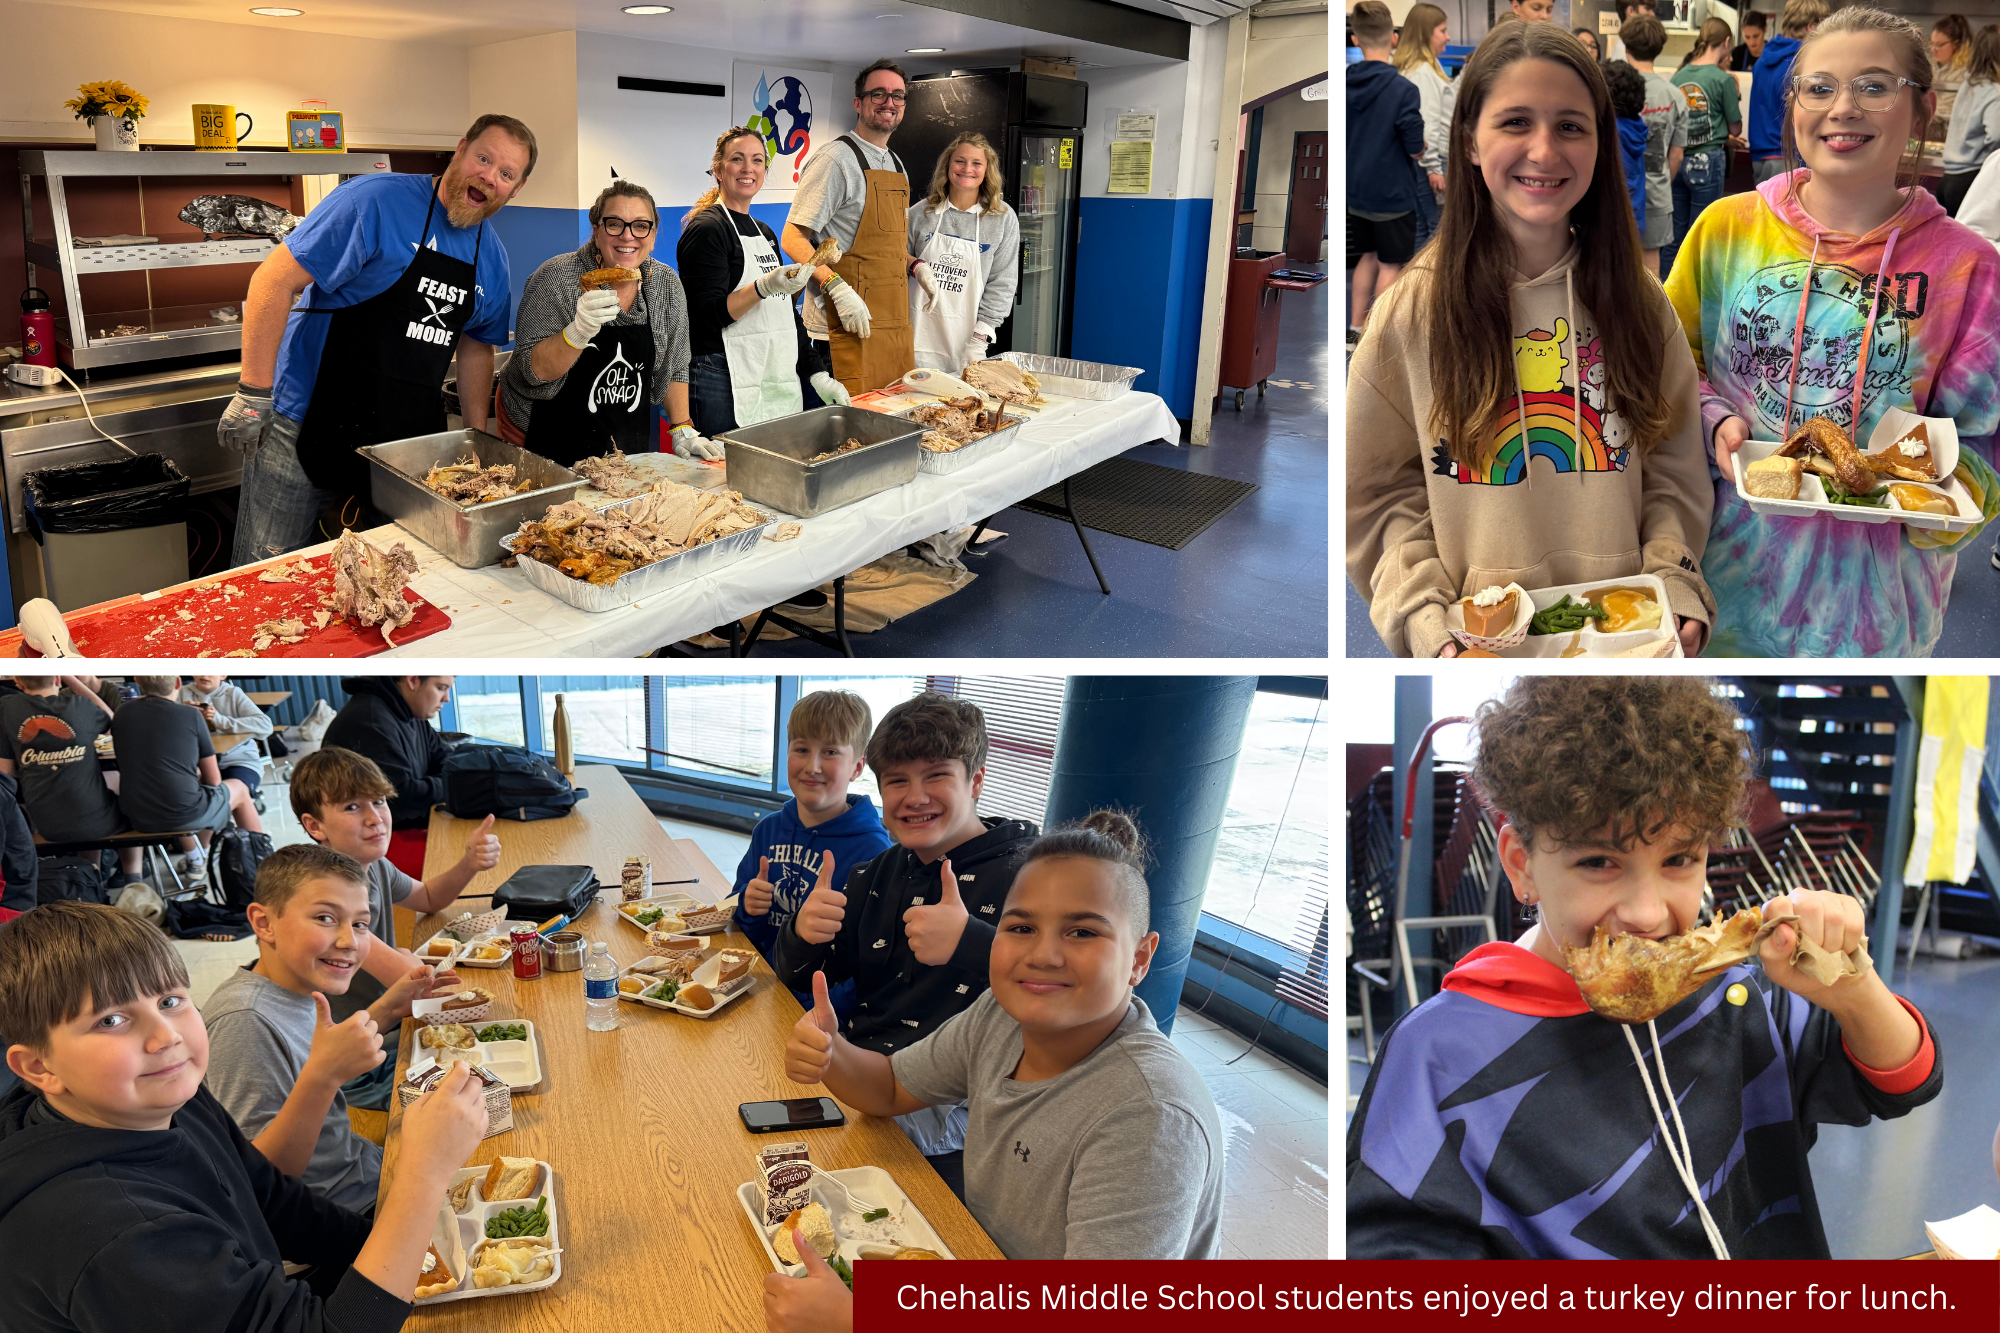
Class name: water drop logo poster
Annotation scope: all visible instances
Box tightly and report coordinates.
[732,63,833,200]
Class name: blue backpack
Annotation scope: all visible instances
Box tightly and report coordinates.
[440,746,587,822]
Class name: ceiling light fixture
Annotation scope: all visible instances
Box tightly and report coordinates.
[906,47,944,53]
[248,6,303,14]
[622,4,673,12]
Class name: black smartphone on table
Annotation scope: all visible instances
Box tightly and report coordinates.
[740,1097,846,1132]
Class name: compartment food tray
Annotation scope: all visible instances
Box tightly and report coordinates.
[502,498,772,613]
[616,951,756,1018]
[361,430,587,569]
[1732,438,1979,533]
[996,351,1143,401]
[613,891,733,935]
[896,407,1027,475]
[412,1019,544,1090]
[734,1165,956,1275]
[415,1161,562,1305]
[450,936,515,968]
[717,404,922,517]
[1486,574,1684,659]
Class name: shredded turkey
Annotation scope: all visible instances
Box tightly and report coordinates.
[423,456,532,505]
[513,480,764,586]
[329,530,419,648]
[807,437,867,463]
[911,403,974,443]
[573,448,650,498]
[960,359,1045,404]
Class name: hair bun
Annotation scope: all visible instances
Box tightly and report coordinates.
[1079,808,1141,855]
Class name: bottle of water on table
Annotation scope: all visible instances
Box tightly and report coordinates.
[584,940,619,1031]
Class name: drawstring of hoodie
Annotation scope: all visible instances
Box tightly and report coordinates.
[1511,331,1532,496]
[1623,1020,1732,1259]
[1780,226,1903,442]
[1567,268,1581,487]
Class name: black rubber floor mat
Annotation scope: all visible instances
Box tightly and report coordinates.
[1014,457,1257,551]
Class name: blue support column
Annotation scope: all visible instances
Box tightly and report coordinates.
[773,677,802,795]
[1874,677,1924,987]
[1043,677,1259,1036]
[1392,676,1435,1014]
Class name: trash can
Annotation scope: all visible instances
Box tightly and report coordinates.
[23,454,190,610]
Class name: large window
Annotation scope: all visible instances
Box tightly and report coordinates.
[538,676,649,767]
[660,676,777,783]
[800,676,925,802]
[453,676,526,746]
[1202,690,1329,945]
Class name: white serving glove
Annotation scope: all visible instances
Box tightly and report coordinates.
[824,275,872,338]
[565,288,621,349]
[810,371,850,407]
[217,384,275,453]
[911,260,941,313]
[962,333,989,367]
[754,261,813,301]
[669,424,724,461]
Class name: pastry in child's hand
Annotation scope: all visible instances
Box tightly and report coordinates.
[1744,454,1802,500]
[773,1203,838,1263]
[414,1244,457,1298]
[442,988,492,1012]
[1459,584,1517,637]
[1869,421,1940,481]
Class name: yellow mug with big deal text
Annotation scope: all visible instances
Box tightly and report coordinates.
[194,104,252,151]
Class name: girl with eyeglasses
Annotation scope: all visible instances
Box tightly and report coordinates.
[497,180,711,462]
[1665,5,2000,656]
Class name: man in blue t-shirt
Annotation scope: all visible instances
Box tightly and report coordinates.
[220,114,533,564]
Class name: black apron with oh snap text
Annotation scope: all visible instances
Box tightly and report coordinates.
[295,184,481,497]
[524,314,655,467]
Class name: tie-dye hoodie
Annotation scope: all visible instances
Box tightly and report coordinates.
[1665,170,2000,658]
[1347,247,1717,658]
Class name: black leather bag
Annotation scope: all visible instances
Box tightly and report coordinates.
[442,745,586,822]
[489,864,600,922]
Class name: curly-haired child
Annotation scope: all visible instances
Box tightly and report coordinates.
[1347,676,1940,1258]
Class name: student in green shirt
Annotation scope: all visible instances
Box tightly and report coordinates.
[1666,17,1743,277]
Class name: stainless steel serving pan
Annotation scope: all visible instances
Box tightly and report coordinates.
[361,430,586,569]
[716,405,922,517]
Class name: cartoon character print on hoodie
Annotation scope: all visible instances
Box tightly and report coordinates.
[1346,942,1941,1259]
[1346,249,1718,658]
[773,816,1037,1054]
[1666,170,2000,657]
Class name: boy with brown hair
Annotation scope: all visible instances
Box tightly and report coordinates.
[1347,677,1940,1259]
[733,689,892,1006]
[202,844,460,1210]
[773,691,1038,1174]
[0,899,490,1331]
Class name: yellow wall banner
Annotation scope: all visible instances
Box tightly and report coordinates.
[1904,677,1988,885]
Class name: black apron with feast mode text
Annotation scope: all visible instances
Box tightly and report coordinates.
[294,183,481,496]
[524,316,655,466]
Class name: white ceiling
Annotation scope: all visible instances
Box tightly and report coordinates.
[50,0,1187,66]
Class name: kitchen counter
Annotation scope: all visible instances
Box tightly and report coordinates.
[0,361,243,415]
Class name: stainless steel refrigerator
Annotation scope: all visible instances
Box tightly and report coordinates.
[898,70,1088,358]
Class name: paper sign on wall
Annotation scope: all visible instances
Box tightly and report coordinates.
[1107,140,1151,193]
[732,61,836,200]
[1599,10,1620,32]
[1115,112,1157,141]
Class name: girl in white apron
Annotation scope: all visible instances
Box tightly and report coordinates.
[678,126,849,436]
[907,132,1022,372]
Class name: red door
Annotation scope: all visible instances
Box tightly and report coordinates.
[1285,131,1328,262]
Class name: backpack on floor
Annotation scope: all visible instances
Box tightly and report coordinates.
[207,828,275,909]
[441,746,586,823]
[34,854,109,906]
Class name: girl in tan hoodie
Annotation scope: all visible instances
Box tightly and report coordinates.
[1347,23,1716,658]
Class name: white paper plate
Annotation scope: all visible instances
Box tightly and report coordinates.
[415,1162,561,1304]
[734,1165,956,1276]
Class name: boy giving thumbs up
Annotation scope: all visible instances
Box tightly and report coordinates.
[774,692,1038,1170]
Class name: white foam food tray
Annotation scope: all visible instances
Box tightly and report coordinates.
[413,1020,543,1090]
[415,1161,561,1305]
[615,951,755,1019]
[612,890,734,934]
[1734,408,1976,533]
[450,936,515,969]
[1488,573,1684,659]
[735,1165,956,1276]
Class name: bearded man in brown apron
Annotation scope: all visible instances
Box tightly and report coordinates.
[780,58,917,397]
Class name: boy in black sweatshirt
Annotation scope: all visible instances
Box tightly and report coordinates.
[0,901,490,1333]
[775,691,1036,1180]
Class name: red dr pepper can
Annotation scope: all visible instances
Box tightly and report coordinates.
[510,925,543,980]
[20,289,56,368]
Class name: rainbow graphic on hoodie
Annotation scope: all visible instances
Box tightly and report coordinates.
[1431,318,1631,485]
[1666,171,2000,658]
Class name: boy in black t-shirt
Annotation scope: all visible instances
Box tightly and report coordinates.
[0,676,142,885]
[110,677,263,881]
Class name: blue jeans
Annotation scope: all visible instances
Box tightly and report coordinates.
[231,411,342,566]
[1413,183,1441,251]
[1664,146,1726,279]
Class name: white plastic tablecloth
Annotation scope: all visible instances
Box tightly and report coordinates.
[324,390,1180,657]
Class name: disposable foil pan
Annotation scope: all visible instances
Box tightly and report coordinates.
[899,410,1028,476]
[361,430,586,569]
[501,499,772,613]
[995,352,1143,402]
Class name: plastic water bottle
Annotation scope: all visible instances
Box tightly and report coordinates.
[584,941,619,1031]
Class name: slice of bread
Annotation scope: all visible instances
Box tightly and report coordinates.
[1744,454,1802,500]
[482,1157,542,1202]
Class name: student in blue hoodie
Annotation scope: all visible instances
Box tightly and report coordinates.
[1347,0,1426,341]
[1750,0,1826,181]
[734,689,891,1013]
[1606,61,1652,229]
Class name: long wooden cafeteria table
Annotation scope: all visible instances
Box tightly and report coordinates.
[380,766,1004,1326]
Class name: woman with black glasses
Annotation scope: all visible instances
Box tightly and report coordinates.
[497,180,708,462]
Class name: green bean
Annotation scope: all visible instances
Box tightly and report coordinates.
[486,1196,550,1239]
[861,1208,889,1223]
[830,1256,855,1290]
[1528,595,1609,636]
[476,1023,527,1043]
[1822,477,1889,508]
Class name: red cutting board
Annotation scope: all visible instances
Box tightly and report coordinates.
[0,553,450,659]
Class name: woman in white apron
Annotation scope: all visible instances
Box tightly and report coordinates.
[679,125,850,436]
[907,132,1021,372]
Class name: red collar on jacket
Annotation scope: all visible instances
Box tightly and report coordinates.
[1441,941,1591,1017]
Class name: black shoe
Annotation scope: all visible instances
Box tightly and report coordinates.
[1991,544,2000,571]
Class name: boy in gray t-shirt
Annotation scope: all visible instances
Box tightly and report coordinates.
[780,812,1223,1283]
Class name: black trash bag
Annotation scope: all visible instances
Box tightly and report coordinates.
[165,897,253,940]
[23,453,190,541]
[35,853,110,905]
